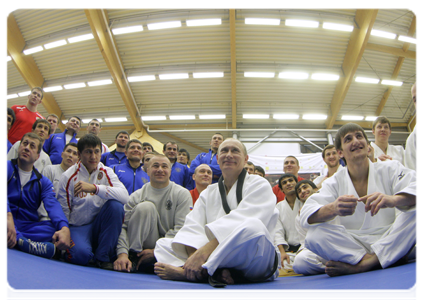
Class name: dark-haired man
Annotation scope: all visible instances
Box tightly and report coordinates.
[314,145,343,189]
[177,149,190,166]
[43,116,80,164]
[8,87,45,145]
[273,156,305,203]
[100,131,129,167]
[86,119,110,154]
[163,141,193,190]
[8,119,52,173]
[57,134,129,268]
[113,139,150,195]
[300,123,415,277]
[189,133,224,185]
[7,132,70,259]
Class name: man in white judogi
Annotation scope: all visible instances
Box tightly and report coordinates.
[154,138,280,286]
[299,123,415,276]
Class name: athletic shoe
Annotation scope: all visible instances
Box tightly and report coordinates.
[18,237,56,259]
[96,261,114,271]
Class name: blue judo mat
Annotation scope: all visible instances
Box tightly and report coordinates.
[7,248,416,290]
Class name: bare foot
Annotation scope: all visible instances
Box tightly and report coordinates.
[218,269,235,285]
[325,254,380,277]
[154,262,186,281]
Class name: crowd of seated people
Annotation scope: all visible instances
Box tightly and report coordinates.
[6,83,416,285]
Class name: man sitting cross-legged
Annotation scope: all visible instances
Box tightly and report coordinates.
[57,134,129,269]
[153,138,280,286]
[7,132,70,259]
[299,123,415,277]
[113,154,192,273]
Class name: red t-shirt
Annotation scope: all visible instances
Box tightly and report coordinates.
[190,188,200,205]
[273,175,305,203]
[8,105,45,144]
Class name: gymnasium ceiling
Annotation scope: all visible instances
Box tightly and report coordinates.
[7,8,416,158]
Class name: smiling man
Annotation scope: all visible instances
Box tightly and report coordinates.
[113,139,150,195]
[8,119,52,173]
[8,87,45,145]
[313,145,343,189]
[43,116,80,164]
[190,164,213,205]
[299,123,416,277]
[114,154,192,273]
[57,134,129,269]
[274,174,303,269]
[154,138,280,286]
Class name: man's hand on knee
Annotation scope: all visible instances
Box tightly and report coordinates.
[114,253,132,272]
[52,226,71,250]
[138,249,156,266]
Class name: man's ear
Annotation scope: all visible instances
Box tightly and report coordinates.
[337,149,344,158]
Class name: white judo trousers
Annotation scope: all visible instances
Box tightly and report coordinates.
[299,160,416,272]
[154,173,281,281]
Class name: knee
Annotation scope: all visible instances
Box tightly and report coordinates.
[102,200,124,219]
[66,242,93,266]
[292,251,309,275]
[133,201,158,218]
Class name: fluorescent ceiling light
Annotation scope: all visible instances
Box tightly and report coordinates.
[23,46,43,55]
[278,72,309,79]
[6,8,19,14]
[187,19,222,26]
[285,19,319,28]
[128,75,156,82]
[199,114,226,119]
[193,72,224,78]
[44,40,67,49]
[273,114,300,119]
[245,18,280,25]
[322,22,354,32]
[7,94,18,99]
[82,118,103,123]
[365,116,378,121]
[142,116,167,121]
[311,73,339,81]
[302,114,327,120]
[112,25,144,35]
[244,72,275,78]
[381,80,403,86]
[398,35,416,44]
[371,29,396,39]
[68,34,94,43]
[62,120,68,124]
[43,86,63,92]
[7,56,12,62]
[18,91,31,97]
[342,115,364,121]
[64,82,86,89]
[169,115,196,120]
[159,73,189,80]
[355,77,380,84]
[105,117,128,122]
[243,114,270,119]
[147,21,181,30]
[87,79,113,87]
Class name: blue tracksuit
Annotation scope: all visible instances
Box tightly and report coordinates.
[7,159,69,242]
[170,161,194,190]
[189,149,222,184]
[101,150,128,167]
[113,161,150,195]
[43,129,78,164]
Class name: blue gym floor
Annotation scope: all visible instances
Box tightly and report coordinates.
[7,248,416,290]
